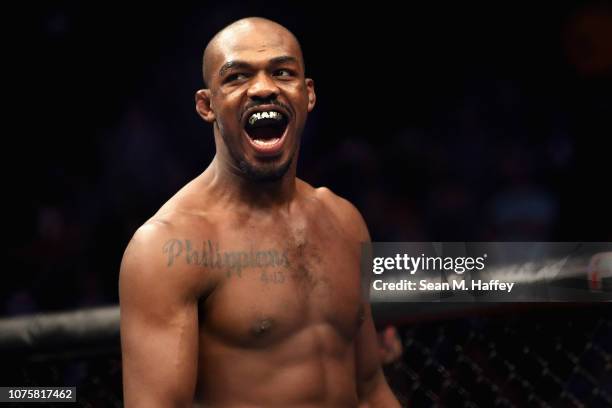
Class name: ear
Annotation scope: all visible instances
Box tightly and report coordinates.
[305,78,316,112]
[195,89,216,123]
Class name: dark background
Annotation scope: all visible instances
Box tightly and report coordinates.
[4,1,611,316]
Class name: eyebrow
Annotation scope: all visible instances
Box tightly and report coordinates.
[218,55,299,78]
[218,61,250,77]
[269,55,298,66]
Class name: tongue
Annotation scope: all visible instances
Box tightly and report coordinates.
[248,125,283,141]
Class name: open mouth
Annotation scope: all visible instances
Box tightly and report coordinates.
[243,109,289,155]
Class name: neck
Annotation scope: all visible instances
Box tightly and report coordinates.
[201,154,298,211]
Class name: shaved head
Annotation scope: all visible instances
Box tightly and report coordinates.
[195,16,315,184]
[202,17,304,88]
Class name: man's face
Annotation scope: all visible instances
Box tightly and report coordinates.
[199,22,315,182]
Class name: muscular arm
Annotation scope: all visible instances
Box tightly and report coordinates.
[355,304,401,408]
[321,189,401,407]
[119,223,202,407]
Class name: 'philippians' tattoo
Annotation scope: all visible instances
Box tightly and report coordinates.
[163,239,290,277]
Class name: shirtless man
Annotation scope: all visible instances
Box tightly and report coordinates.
[119,17,401,407]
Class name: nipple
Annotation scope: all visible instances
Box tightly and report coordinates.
[251,318,273,337]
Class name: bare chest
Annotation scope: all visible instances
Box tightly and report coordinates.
[190,221,364,347]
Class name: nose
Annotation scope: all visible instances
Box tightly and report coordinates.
[246,72,280,101]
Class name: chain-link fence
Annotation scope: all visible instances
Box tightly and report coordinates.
[2,305,610,407]
[385,305,612,407]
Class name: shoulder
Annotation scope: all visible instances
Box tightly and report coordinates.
[124,172,222,273]
[120,214,216,303]
[301,181,370,242]
[120,172,222,305]
[123,217,183,264]
[120,219,187,289]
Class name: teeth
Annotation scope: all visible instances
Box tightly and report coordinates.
[248,111,283,126]
[252,137,281,146]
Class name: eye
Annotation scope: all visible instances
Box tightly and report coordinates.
[224,73,248,83]
[274,69,294,78]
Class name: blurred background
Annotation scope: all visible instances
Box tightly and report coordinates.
[3,1,611,406]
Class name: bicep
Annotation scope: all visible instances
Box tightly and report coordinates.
[120,231,200,408]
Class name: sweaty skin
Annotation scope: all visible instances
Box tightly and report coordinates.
[119,18,400,408]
